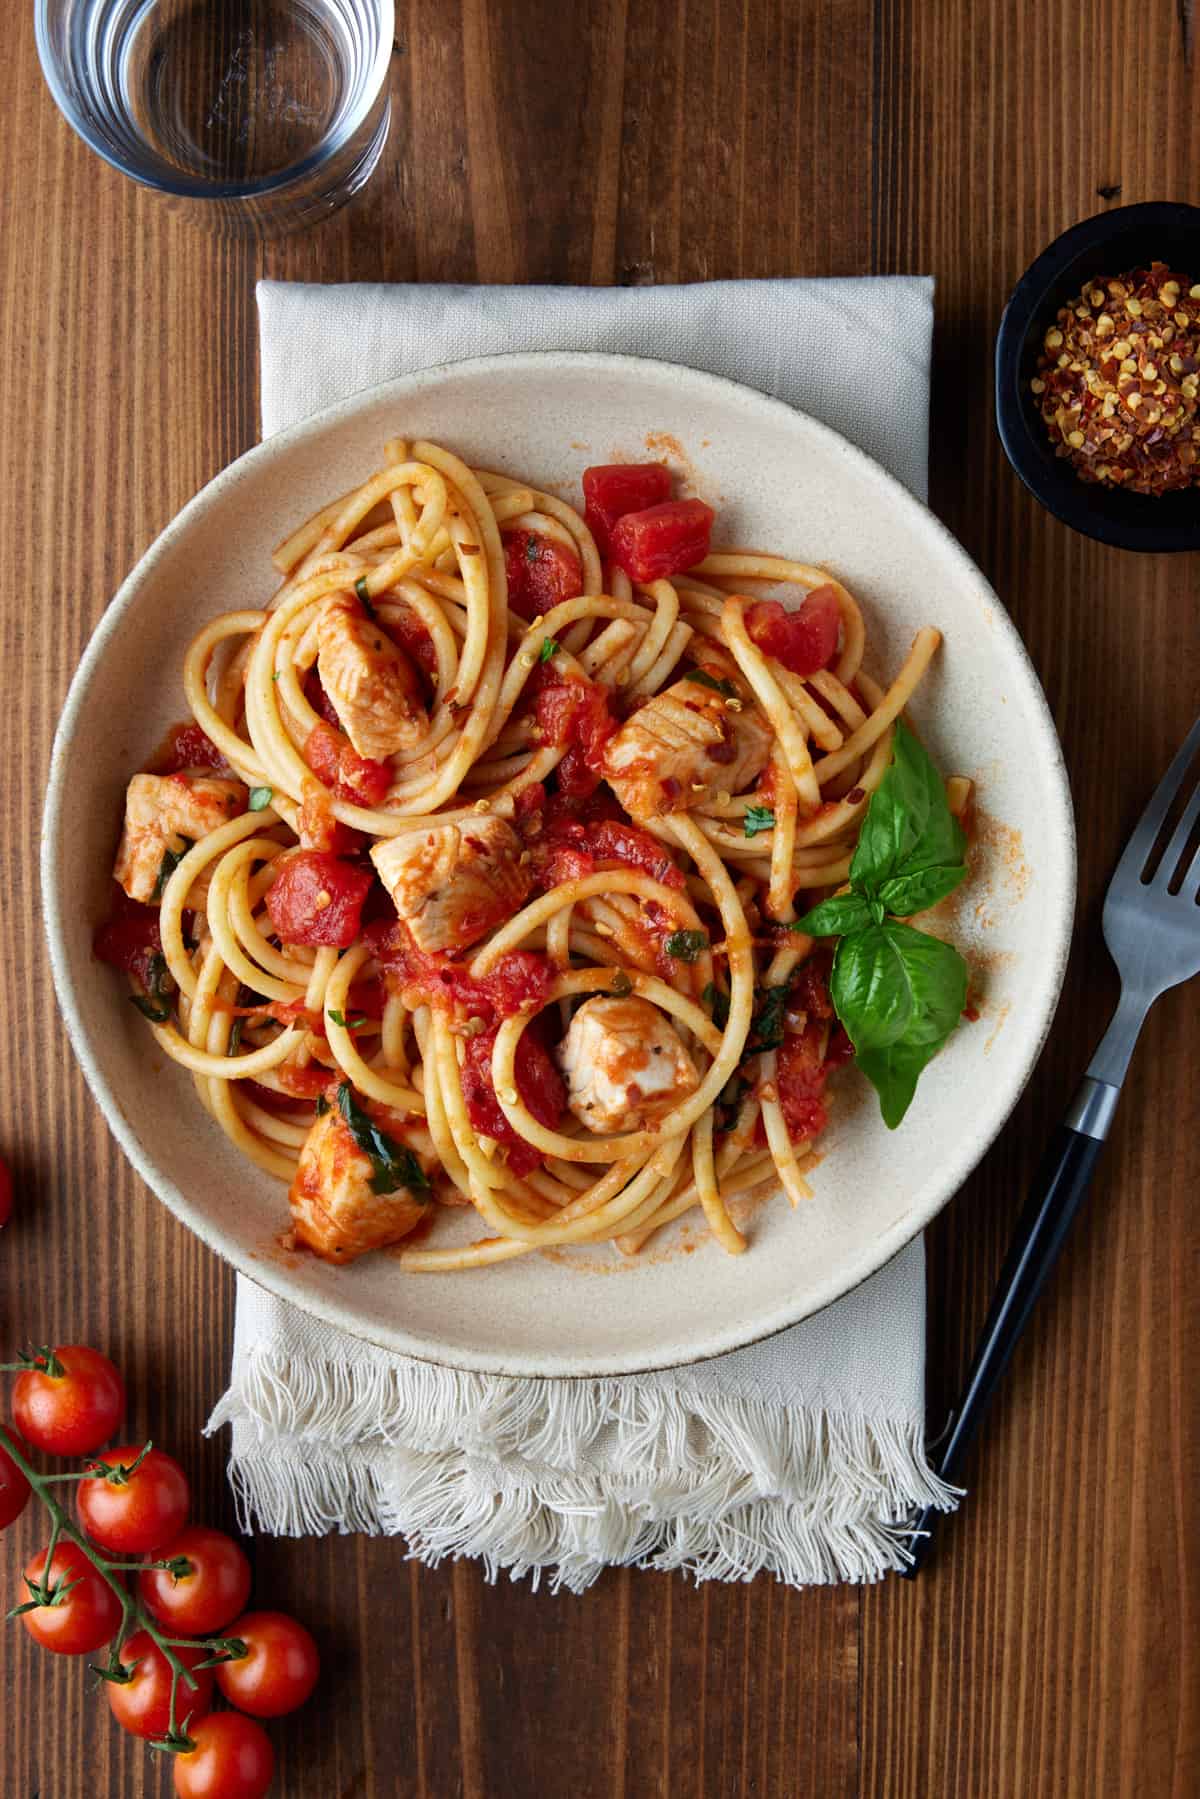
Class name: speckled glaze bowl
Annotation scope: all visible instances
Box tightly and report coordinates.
[41,354,1075,1376]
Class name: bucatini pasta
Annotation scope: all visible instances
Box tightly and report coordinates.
[95,440,954,1272]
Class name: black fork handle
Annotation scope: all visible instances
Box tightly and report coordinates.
[901,1120,1106,1576]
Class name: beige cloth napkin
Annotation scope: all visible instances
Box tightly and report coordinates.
[207,276,957,1593]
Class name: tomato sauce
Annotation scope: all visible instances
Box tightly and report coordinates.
[460,1026,565,1175]
[93,885,164,989]
[147,722,231,777]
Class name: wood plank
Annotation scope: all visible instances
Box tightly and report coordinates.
[0,0,1195,1794]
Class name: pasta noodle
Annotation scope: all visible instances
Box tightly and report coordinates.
[96,440,949,1273]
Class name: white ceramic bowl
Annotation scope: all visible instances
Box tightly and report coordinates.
[41,353,1075,1376]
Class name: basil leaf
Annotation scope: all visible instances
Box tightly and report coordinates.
[855,1039,942,1130]
[153,838,192,900]
[335,1082,429,1196]
[248,786,273,812]
[540,637,560,662]
[354,575,377,619]
[327,1009,368,1029]
[831,923,964,1054]
[130,951,174,1024]
[743,805,775,838]
[228,1016,244,1055]
[702,980,730,1030]
[665,929,708,962]
[876,862,966,919]
[794,893,875,938]
[749,983,791,1052]
[683,669,737,699]
[315,1092,330,1117]
[849,722,964,895]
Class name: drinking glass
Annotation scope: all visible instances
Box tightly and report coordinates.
[35,0,394,234]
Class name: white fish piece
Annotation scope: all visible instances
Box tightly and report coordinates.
[113,772,247,904]
[288,1108,426,1263]
[371,815,532,953]
[316,592,427,760]
[601,676,771,821]
[557,995,699,1134]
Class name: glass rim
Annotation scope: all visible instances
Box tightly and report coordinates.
[33,0,395,202]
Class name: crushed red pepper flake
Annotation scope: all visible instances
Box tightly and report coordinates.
[1031,260,1200,494]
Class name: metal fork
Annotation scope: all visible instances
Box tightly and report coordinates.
[903,714,1200,1575]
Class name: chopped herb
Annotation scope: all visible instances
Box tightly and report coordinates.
[664,929,709,963]
[248,786,273,812]
[153,838,192,900]
[608,970,633,997]
[525,536,540,563]
[539,637,560,662]
[743,805,775,838]
[748,983,791,1053]
[315,1092,330,1117]
[702,980,730,1030]
[715,1076,750,1134]
[327,1009,369,1030]
[335,1082,429,1196]
[271,670,282,682]
[228,1017,244,1055]
[130,952,174,1025]
[353,575,377,619]
[683,668,737,699]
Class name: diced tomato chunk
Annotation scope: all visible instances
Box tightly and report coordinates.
[93,885,163,988]
[384,604,437,677]
[305,720,392,809]
[366,928,555,1031]
[582,464,672,556]
[461,1027,565,1175]
[504,529,583,621]
[265,852,373,948]
[533,673,616,798]
[745,585,841,677]
[609,499,714,584]
[149,722,230,776]
[775,1024,832,1143]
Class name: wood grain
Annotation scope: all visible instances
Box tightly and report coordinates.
[1,1,1196,1793]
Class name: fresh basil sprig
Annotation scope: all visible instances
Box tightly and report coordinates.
[153,837,193,900]
[795,722,968,1128]
[335,1082,430,1197]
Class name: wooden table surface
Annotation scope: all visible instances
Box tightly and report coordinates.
[2,3,1197,1794]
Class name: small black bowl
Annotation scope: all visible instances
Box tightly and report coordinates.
[995,200,1200,552]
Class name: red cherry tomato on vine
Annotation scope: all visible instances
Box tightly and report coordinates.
[13,1345,125,1456]
[139,1526,252,1635]
[171,1711,275,1799]
[215,1610,320,1717]
[0,1154,12,1227]
[17,1542,122,1655]
[106,1630,214,1740]
[0,1437,31,1529]
[77,1445,190,1555]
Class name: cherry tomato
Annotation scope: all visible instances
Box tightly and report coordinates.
[17,1542,122,1655]
[140,1526,253,1635]
[12,1345,125,1457]
[107,1631,214,1739]
[172,1711,275,1799]
[0,1437,31,1529]
[264,847,373,949]
[0,1154,11,1227]
[503,528,583,619]
[215,1611,320,1718]
[77,1446,190,1555]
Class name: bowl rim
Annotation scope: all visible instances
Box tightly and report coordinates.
[40,349,1077,1376]
[994,199,1200,553]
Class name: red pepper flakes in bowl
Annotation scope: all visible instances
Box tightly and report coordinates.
[1030,261,1200,494]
